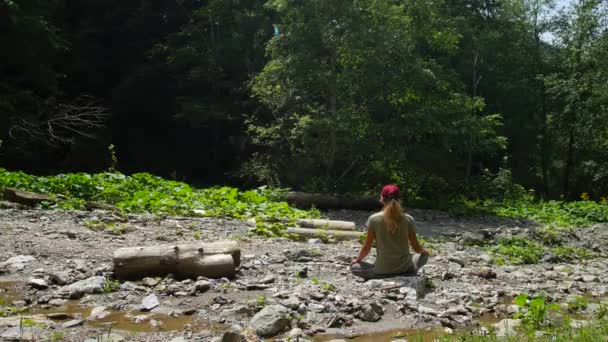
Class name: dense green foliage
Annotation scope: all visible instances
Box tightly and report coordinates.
[0,168,317,235]
[1,0,607,201]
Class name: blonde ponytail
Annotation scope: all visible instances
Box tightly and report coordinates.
[383,199,403,234]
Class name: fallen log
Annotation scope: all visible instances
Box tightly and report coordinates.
[284,192,381,211]
[296,219,356,231]
[113,241,241,280]
[246,218,356,231]
[3,188,53,206]
[286,227,364,241]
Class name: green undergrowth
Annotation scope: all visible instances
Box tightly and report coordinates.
[442,195,608,228]
[406,293,608,341]
[487,234,597,266]
[0,168,318,236]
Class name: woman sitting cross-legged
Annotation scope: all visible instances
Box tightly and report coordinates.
[351,184,430,280]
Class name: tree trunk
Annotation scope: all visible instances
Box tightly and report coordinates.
[563,126,576,197]
[284,192,381,211]
[286,227,363,241]
[113,241,241,280]
[297,219,355,230]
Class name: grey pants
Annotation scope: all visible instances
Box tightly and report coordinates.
[351,254,429,280]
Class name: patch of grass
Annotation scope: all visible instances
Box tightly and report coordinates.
[488,236,544,265]
[552,245,596,262]
[192,231,201,240]
[51,331,65,341]
[101,279,120,293]
[255,295,266,307]
[0,169,319,237]
[567,296,588,313]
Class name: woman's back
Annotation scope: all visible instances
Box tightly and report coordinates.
[367,212,415,274]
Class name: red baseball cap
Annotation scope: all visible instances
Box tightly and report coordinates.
[381,184,400,200]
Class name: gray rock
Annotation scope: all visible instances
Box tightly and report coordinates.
[359,302,383,322]
[417,305,440,316]
[249,305,290,336]
[83,333,125,342]
[49,298,67,306]
[0,255,35,272]
[141,294,160,311]
[49,271,70,285]
[120,281,144,292]
[87,306,111,320]
[55,276,106,299]
[582,275,599,283]
[308,303,325,313]
[169,338,188,342]
[280,297,301,310]
[366,276,427,295]
[259,275,276,284]
[132,315,149,323]
[141,277,159,287]
[493,319,521,337]
[194,280,211,292]
[1,325,46,341]
[46,312,70,320]
[221,305,250,320]
[27,278,48,290]
[62,319,84,328]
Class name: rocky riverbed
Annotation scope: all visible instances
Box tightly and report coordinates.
[1,203,607,341]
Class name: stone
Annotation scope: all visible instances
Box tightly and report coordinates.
[62,319,84,328]
[27,278,48,290]
[120,281,144,292]
[582,275,599,283]
[88,306,111,320]
[194,280,211,292]
[1,326,46,341]
[417,305,439,316]
[280,297,301,310]
[169,338,188,342]
[49,271,70,285]
[359,302,383,322]
[49,299,67,306]
[55,276,106,299]
[570,320,590,329]
[259,275,276,284]
[46,312,70,320]
[141,277,159,287]
[493,319,521,337]
[133,315,150,323]
[365,276,427,295]
[141,294,160,311]
[249,305,290,336]
[0,255,35,272]
[221,305,250,319]
[308,303,325,313]
[83,333,125,342]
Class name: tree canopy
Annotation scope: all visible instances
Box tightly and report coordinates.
[1,0,607,201]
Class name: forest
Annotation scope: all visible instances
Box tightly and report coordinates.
[1,0,607,202]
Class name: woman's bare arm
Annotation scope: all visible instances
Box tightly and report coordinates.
[408,230,429,255]
[352,229,375,265]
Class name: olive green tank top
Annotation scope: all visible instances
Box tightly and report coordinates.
[366,211,416,274]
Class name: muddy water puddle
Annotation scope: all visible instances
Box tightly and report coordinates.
[0,281,225,334]
[315,327,447,342]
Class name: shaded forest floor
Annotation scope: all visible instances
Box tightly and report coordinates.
[1,204,608,341]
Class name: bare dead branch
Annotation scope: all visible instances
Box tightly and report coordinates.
[9,96,109,147]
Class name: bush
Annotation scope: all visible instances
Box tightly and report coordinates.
[0,168,318,236]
